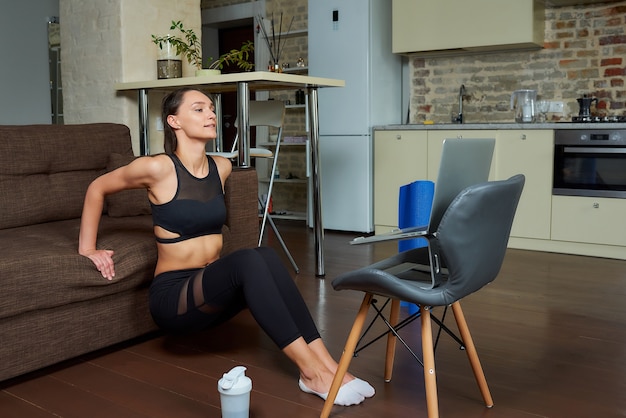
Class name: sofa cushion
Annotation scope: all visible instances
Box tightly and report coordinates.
[0,124,134,229]
[105,153,152,217]
[0,216,157,321]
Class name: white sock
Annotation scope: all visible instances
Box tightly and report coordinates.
[298,379,365,406]
[346,378,376,398]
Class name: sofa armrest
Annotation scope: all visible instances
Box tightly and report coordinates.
[222,167,259,256]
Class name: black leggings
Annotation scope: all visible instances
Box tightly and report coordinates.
[149,247,320,349]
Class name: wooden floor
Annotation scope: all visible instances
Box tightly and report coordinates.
[2,221,626,417]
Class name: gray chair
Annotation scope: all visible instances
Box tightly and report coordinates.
[208,100,298,272]
[320,174,525,418]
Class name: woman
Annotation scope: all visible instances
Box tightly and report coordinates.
[78,87,374,406]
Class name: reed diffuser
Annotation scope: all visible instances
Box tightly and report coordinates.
[257,13,294,72]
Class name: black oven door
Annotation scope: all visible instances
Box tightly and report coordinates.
[553,145,626,198]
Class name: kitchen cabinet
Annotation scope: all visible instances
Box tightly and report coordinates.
[495,130,553,240]
[551,196,626,247]
[375,129,496,232]
[374,127,625,260]
[392,0,544,56]
[426,130,497,181]
[374,130,428,233]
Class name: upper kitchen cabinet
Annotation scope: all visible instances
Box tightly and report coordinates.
[547,0,623,5]
[392,0,545,56]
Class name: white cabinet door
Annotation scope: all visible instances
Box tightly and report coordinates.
[496,130,553,240]
[551,196,626,247]
[374,130,428,230]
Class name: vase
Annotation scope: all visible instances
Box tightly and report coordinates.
[157,60,182,79]
[156,39,182,79]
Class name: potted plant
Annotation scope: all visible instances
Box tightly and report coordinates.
[201,40,255,75]
[152,20,200,78]
[152,21,254,77]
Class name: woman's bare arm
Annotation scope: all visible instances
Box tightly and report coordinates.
[78,155,169,280]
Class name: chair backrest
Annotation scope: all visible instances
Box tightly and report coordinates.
[229,100,286,152]
[246,100,285,128]
[436,174,525,302]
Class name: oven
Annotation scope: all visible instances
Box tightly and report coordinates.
[553,129,626,198]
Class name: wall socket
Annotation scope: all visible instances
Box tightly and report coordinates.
[156,117,164,131]
[548,101,564,113]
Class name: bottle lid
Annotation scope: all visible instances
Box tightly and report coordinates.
[218,366,252,396]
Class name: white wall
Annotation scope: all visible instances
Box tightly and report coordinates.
[60,0,200,154]
[0,0,59,124]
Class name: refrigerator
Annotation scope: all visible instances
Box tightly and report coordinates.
[308,0,402,232]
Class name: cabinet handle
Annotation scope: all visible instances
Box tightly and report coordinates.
[520,134,527,140]
[396,134,402,140]
[593,202,599,209]
[457,135,463,139]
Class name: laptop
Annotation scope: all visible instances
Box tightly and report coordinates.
[351,137,495,245]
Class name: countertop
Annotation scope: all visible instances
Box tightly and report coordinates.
[114,71,345,92]
[376,122,626,130]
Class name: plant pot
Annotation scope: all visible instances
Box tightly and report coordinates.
[195,69,221,77]
[155,39,182,79]
[157,59,182,79]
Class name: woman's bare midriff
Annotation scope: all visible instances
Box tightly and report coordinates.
[154,233,223,277]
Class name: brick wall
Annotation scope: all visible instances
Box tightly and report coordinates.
[409,1,626,124]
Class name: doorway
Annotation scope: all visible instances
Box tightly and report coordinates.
[218,25,255,152]
[201,1,268,153]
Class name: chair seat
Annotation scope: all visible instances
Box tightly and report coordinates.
[207,147,273,160]
[207,151,237,159]
[332,262,453,308]
[250,147,273,158]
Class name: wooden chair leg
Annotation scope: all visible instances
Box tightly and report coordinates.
[451,301,494,407]
[421,306,439,418]
[320,293,374,418]
[384,299,401,382]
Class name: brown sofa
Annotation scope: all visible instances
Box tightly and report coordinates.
[0,123,258,382]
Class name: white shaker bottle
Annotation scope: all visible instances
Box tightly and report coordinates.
[218,366,252,418]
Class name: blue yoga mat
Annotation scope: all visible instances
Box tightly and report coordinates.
[398,180,434,313]
[397,180,434,252]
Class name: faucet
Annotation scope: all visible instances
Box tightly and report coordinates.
[453,84,466,124]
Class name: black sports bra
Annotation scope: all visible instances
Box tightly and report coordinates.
[150,154,226,244]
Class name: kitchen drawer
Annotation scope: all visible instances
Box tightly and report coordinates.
[551,196,626,247]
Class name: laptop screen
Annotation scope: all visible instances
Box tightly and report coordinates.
[427,138,495,231]
[350,137,495,245]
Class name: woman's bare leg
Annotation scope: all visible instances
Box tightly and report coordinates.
[282,337,375,406]
[283,337,365,406]
[282,337,336,392]
[308,338,355,384]
[308,338,375,397]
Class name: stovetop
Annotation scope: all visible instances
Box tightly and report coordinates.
[571,115,626,123]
